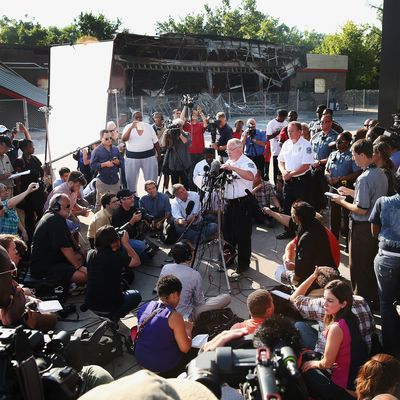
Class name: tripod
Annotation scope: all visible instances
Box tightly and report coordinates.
[191,171,233,293]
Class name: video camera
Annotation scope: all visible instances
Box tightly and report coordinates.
[0,326,83,400]
[165,119,181,136]
[247,124,256,138]
[0,322,123,400]
[181,94,196,108]
[206,115,219,143]
[186,346,308,400]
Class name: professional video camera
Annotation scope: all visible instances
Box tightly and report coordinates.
[186,346,308,400]
[206,115,219,142]
[165,119,181,136]
[181,94,196,108]
[0,326,83,400]
[0,322,124,400]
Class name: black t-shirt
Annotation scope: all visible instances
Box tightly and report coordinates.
[85,248,130,312]
[30,211,73,275]
[14,155,45,207]
[216,123,233,157]
[112,206,139,239]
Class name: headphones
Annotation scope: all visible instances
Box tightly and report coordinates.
[49,194,63,212]
[171,241,193,263]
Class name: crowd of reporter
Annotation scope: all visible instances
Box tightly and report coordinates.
[0,101,400,399]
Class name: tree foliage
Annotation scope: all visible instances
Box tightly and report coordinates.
[313,21,381,89]
[0,12,122,46]
[156,0,324,52]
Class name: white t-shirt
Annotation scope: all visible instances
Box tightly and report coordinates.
[266,119,288,156]
[193,159,210,180]
[171,191,201,220]
[123,122,158,152]
[277,136,314,177]
[223,154,257,199]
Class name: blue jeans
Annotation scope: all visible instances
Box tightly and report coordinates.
[175,221,218,245]
[295,321,319,350]
[374,250,400,356]
[116,290,142,318]
[128,239,146,255]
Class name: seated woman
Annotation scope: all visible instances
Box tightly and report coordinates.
[289,201,338,286]
[265,201,339,287]
[356,354,400,400]
[0,182,39,241]
[85,225,141,318]
[134,275,194,378]
[301,278,368,400]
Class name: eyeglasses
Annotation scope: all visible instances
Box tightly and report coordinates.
[107,129,116,133]
[120,196,133,201]
[104,137,112,141]
[226,146,241,152]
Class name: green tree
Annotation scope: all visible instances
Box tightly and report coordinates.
[73,12,121,41]
[0,12,123,46]
[313,21,381,89]
[155,0,324,50]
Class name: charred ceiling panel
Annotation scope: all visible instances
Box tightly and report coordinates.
[113,33,306,95]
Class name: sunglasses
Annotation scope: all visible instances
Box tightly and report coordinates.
[104,137,112,141]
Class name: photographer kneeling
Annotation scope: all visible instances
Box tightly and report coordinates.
[85,225,141,319]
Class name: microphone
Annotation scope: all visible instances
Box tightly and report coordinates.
[185,200,195,216]
[203,165,210,172]
[209,160,221,177]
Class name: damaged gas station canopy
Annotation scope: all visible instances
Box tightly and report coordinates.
[112,32,306,95]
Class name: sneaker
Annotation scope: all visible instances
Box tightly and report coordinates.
[276,231,295,240]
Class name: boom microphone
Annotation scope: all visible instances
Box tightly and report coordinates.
[245,189,265,220]
[185,200,195,216]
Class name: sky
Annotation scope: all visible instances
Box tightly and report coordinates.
[1,0,381,36]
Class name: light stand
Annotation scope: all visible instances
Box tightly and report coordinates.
[38,105,53,180]
[109,89,120,132]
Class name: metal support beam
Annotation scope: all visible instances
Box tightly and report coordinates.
[378,0,400,127]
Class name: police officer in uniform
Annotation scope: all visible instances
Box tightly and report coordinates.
[221,139,257,274]
[310,114,338,211]
[277,121,314,239]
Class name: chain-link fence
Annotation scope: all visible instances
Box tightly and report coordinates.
[343,90,379,112]
[1,89,380,131]
[107,89,379,125]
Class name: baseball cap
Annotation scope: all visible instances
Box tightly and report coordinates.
[0,125,9,134]
[79,370,217,400]
[0,135,12,148]
[117,189,135,199]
